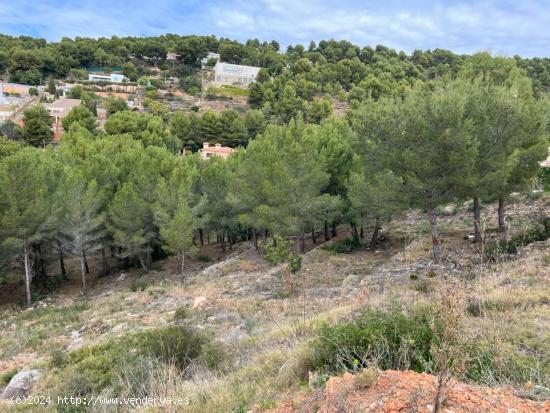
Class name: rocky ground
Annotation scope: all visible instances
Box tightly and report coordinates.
[0,195,548,412]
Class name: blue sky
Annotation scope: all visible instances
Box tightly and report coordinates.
[0,0,548,57]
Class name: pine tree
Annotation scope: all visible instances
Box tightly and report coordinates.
[199,110,222,144]
[62,105,97,133]
[108,182,151,270]
[356,84,477,261]
[57,173,106,293]
[22,105,53,147]
[0,149,57,306]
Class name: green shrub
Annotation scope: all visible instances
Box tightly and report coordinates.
[466,341,549,386]
[527,190,543,201]
[0,368,17,385]
[311,308,435,374]
[129,278,151,292]
[484,221,550,260]
[50,349,68,368]
[538,167,550,192]
[55,326,224,398]
[411,278,433,294]
[321,237,361,254]
[264,235,293,264]
[289,254,302,273]
[173,306,190,322]
[138,326,205,370]
[196,252,211,262]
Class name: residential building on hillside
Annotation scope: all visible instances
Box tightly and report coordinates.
[213,62,260,87]
[167,52,181,61]
[1,82,37,96]
[201,52,220,69]
[199,142,234,159]
[88,73,127,83]
[0,82,16,121]
[44,98,81,141]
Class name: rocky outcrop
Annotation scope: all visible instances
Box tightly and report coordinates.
[1,370,41,400]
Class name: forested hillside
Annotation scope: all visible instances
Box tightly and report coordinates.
[1,34,549,412]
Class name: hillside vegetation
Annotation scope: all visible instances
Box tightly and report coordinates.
[0,195,548,412]
[1,34,550,412]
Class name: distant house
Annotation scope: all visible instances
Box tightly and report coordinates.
[199,142,234,159]
[88,73,127,83]
[44,98,81,141]
[213,62,260,87]
[0,103,15,122]
[1,82,36,96]
[167,52,181,61]
[201,52,220,69]
[0,82,16,121]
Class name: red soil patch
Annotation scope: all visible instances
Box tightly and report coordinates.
[265,370,549,413]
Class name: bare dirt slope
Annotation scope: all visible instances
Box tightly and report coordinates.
[266,370,550,413]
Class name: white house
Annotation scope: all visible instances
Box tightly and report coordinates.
[213,62,260,87]
[167,52,181,61]
[88,73,127,83]
[201,52,220,69]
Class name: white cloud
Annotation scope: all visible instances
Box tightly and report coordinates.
[1,0,550,57]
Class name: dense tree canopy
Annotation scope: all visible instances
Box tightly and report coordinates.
[0,36,549,304]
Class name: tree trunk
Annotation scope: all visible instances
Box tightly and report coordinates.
[180,250,185,286]
[350,222,358,241]
[311,228,316,244]
[428,208,442,262]
[324,220,330,241]
[79,254,87,294]
[253,229,258,250]
[82,249,90,274]
[371,217,381,249]
[360,215,365,239]
[33,243,47,279]
[301,233,306,253]
[497,195,506,234]
[139,254,148,271]
[146,247,152,268]
[473,197,482,244]
[331,220,337,237]
[207,231,210,244]
[23,246,32,308]
[199,228,204,246]
[57,241,66,278]
[101,248,110,276]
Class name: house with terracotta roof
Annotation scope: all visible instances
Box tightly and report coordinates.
[44,98,81,141]
[199,142,234,159]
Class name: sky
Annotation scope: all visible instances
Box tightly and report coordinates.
[0,0,548,57]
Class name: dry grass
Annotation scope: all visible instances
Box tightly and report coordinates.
[0,199,548,412]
